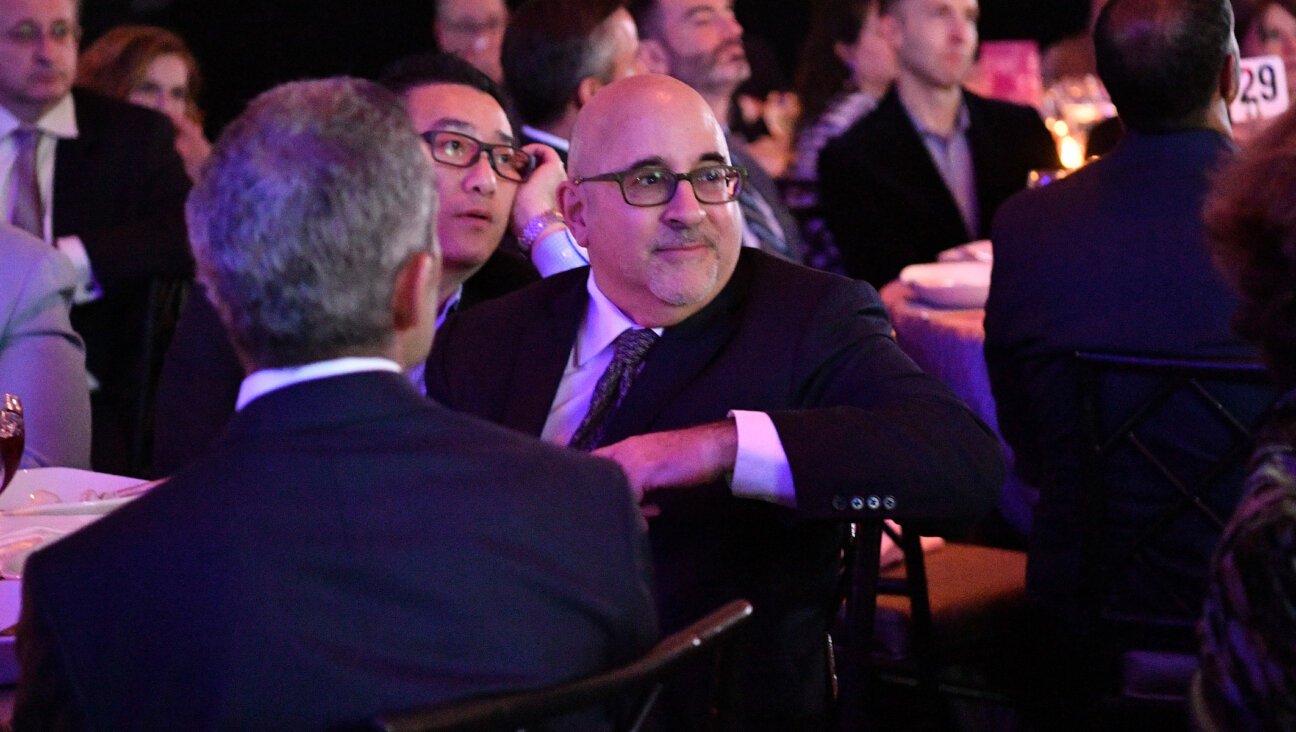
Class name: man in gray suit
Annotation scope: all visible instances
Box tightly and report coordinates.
[0,222,89,469]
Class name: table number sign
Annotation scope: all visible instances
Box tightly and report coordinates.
[1230,55,1289,123]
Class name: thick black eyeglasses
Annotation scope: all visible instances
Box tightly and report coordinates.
[419,130,535,182]
[574,164,748,207]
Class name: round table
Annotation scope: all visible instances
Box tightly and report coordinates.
[879,281,1037,536]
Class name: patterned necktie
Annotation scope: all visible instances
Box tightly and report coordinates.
[569,328,659,451]
[7,127,43,240]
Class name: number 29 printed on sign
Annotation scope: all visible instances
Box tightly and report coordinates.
[1230,55,1290,122]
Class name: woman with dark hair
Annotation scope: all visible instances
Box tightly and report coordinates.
[77,25,211,181]
[790,0,895,182]
[1198,106,1296,731]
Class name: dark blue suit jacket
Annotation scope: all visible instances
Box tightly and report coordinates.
[15,371,657,729]
[984,128,1277,619]
[426,248,1003,728]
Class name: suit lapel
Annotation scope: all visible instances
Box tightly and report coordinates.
[51,98,96,238]
[499,272,588,436]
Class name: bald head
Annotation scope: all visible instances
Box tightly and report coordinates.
[1094,0,1236,132]
[569,74,727,177]
[559,74,742,328]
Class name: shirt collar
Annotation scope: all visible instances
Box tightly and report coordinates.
[436,285,463,329]
[576,273,662,367]
[0,94,78,140]
[904,96,971,142]
[236,357,402,410]
[520,125,569,152]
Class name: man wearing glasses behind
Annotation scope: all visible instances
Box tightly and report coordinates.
[427,73,1004,730]
[152,52,575,476]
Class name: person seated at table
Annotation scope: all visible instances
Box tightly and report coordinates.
[788,0,896,274]
[817,0,1059,289]
[76,25,212,182]
[985,0,1278,722]
[0,223,90,470]
[1196,105,1296,732]
[426,72,1004,729]
[12,77,658,729]
[151,52,574,477]
[791,0,895,184]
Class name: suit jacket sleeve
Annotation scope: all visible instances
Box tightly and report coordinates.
[0,238,91,469]
[770,276,1004,531]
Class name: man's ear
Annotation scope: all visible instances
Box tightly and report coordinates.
[557,180,588,246]
[637,39,670,75]
[576,76,604,109]
[391,250,437,332]
[1220,51,1240,105]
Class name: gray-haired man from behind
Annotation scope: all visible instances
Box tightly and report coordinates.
[13,77,656,729]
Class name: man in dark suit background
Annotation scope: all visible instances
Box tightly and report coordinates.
[0,0,192,475]
[427,73,1004,729]
[152,53,556,476]
[14,76,658,729]
[819,0,1059,288]
[984,0,1274,722]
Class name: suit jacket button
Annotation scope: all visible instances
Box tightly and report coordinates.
[832,496,848,511]
[883,496,896,510]
[849,496,865,511]
[866,495,881,510]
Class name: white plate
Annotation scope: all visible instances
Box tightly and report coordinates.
[0,467,144,514]
[899,261,992,309]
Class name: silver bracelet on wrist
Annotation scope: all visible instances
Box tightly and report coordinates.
[519,210,565,252]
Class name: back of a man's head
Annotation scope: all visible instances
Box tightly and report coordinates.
[502,0,627,128]
[1095,0,1234,132]
[186,78,437,370]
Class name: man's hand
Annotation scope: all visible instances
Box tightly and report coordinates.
[511,143,568,236]
[592,419,738,504]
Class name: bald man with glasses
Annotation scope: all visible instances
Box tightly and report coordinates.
[427,73,1004,729]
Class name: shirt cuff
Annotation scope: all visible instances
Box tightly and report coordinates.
[531,228,589,277]
[729,409,796,508]
[53,236,103,304]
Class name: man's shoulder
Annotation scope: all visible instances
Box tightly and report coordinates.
[449,266,586,330]
[963,89,1043,124]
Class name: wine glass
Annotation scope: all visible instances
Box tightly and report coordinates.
[0,395,24,493]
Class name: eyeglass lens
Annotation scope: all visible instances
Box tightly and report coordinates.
[622,165,743,206]
[422,130,533,181]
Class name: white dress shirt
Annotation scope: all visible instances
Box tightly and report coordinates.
[236,357,402,411]
[0,97,101,303]
[540,272,797,507]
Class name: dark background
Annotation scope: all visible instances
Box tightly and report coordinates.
[79,0,1091,134]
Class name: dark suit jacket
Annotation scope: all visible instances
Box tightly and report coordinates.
[984,128,1276,620]
[151,248,539,477]
[14,371,657,729]
[819,86,1059,288]
[426,248,1003,728]
[52,89,193,474]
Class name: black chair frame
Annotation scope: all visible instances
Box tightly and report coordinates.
[364,598,753,732]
